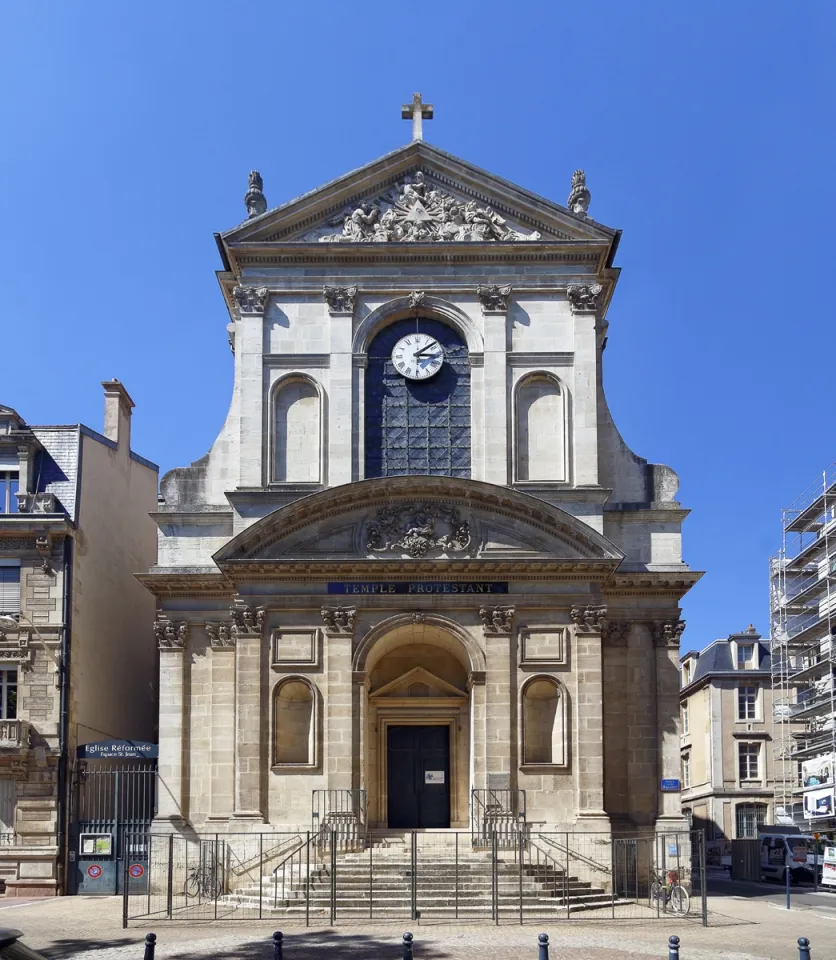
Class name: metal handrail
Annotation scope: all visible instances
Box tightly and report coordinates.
[533,833,611,875]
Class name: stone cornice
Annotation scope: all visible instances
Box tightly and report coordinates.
[136,572,233,599]
[604,571,703,599]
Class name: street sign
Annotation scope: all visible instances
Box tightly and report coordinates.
[76,740,158,760]
[660,779,681,792]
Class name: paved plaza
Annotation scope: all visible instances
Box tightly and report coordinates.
[1,889,835,960]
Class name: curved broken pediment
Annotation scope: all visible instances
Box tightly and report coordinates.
[213,477,623,567]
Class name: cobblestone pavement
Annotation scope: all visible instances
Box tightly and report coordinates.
[0,894,834,960]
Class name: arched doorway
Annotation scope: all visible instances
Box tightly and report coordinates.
[355,617,482,828]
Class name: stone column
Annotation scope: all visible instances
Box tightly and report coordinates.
[481,605,515,784]
[154,619,188,826]
[626,621,658,826]
[322,606,355,789]
[653,619,690,831]
[572,605,609,828]
[325,289,355,486]
[232,603,264,822]
[207,623,236,820]
[470,674,487,793]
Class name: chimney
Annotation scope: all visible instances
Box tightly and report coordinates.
[101,379,135,449]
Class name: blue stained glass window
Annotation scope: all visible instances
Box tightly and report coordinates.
[365,318,471,478]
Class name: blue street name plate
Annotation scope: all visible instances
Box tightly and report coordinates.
[328,582,509,595]
[77,740,158,760]
[660,778,681,792]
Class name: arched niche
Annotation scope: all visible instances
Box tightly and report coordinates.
[352,296,484,356]
[273,677,317,767]
[514,373,567,483]
[271,375,323,483]
[521,675,568,767]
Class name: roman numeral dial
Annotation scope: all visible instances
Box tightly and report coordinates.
[391,333,444,381]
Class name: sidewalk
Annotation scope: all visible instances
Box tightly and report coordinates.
[0,892,833,960]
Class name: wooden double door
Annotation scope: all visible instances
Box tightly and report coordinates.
[387,725,450,828]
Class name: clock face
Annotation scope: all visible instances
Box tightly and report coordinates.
[391,333,444,381]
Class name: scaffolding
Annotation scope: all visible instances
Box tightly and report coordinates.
[770,463,836,831]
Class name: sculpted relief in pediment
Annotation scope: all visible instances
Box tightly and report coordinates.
[249,500,601,562]
[302,171,542,244]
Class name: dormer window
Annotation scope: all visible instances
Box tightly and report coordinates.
[737,643,756,670]
[681,661,692,687]
[0,472,18,514]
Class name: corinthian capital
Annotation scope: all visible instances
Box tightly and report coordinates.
[566,282,603,314]
[651,619,686,648]
[233,285,269,314]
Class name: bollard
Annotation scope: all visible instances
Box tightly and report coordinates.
[798,937,811,960]
[668,935,680,960]
[272,931,283,960]
[143,933,156,960]
[403,931,414,960]
[538,932,549,960]
[786,866,791,910]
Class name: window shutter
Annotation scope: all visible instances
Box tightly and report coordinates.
[0,568,20,614]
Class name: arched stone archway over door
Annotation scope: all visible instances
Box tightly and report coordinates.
[355,615,484,829]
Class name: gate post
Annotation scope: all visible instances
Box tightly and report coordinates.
[700,830,707,927]
[166,834,173,920]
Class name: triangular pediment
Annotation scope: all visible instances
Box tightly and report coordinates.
[213,477,624,569]
[370,666,467,700]
[221,142,617,248]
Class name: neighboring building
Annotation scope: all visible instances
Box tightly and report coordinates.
[142,118,701,841]
[0,382,158,895]
[771,465,836,833]
[679,627,785,865]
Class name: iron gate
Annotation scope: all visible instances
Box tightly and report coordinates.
[70,759,156,895]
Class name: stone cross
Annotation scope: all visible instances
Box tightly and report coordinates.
[401,93,434,142]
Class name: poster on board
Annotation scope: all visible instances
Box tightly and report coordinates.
[802,754,834,788]
[802,786,835,819]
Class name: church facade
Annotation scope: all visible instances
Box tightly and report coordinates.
[142,135,699,839]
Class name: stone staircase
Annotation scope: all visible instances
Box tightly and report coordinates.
[222,833,630,918]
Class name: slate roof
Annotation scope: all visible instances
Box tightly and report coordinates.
[683,636,773,689]
[31,426,81,521]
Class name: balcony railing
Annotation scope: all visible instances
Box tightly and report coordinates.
[0,719,28,750]
[14,492,57,514]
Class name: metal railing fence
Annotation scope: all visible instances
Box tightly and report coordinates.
[123,828,705,927]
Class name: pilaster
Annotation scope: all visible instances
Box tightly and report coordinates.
[481,605,515,782]
[154,618,188,826]
[652,619,689,831]
[322,606,355,789]
[233,285,268,488]
[571,605,609,827]
[626,621,658,825]
[568,285,602,486]
[207,622,236,820]
[326,289,356,487]
[482,311,508,485]
[231,602,265,822]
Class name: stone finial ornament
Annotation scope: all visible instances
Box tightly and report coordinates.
[567,169,590,217]
[245,170,267,218]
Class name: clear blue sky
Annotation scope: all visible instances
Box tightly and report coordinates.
[1,2,834,651]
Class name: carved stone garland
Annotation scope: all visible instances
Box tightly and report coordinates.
[323,285,357,314]
[570,604,608,633]
[479,605,516,634]
[321,607,356,634]
[308,170,542,244]
[366,503,471,559]
[476,284,512,314]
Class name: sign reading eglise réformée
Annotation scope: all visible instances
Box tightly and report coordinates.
[76,740,158,760]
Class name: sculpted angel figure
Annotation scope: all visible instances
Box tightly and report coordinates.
[342,203,380,241]
[400,171,428,204]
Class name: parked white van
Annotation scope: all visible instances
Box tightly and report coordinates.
[759,834,824,883]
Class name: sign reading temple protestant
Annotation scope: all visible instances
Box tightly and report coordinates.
[328,582,509,595]
[76,740,158,760]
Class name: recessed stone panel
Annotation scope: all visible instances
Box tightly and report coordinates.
[519,627,567,666]
[272,629,319,667]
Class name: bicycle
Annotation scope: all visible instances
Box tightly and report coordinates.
[648,868,690,915]
[184,863,223,900]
